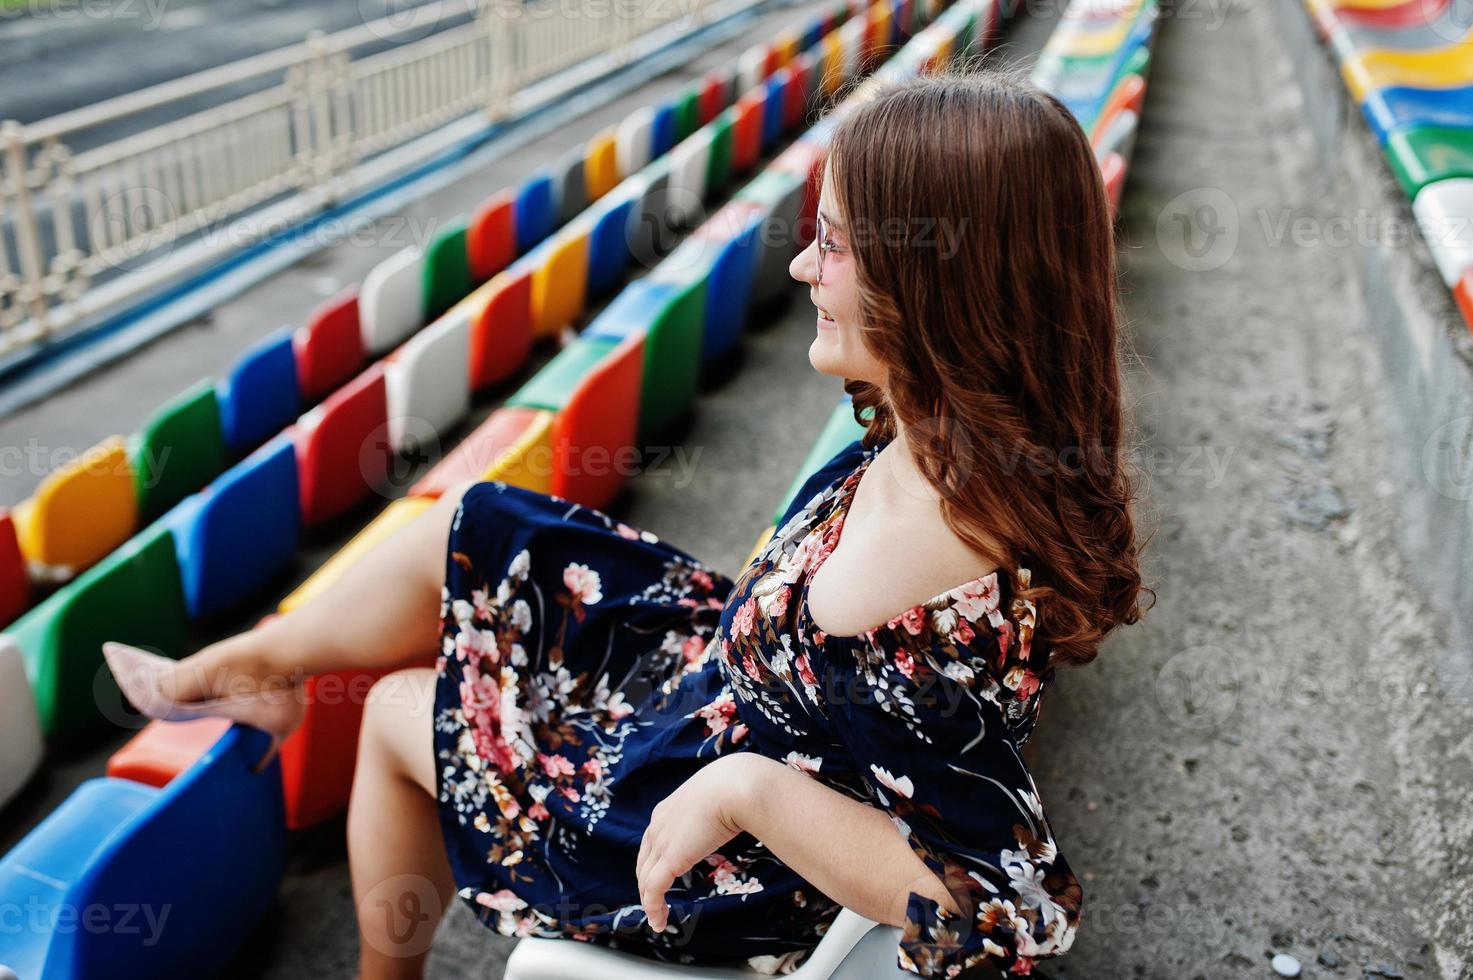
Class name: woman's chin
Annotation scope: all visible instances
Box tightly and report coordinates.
[807,334,849,378]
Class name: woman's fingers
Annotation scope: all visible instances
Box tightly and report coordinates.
[639,860,673,932]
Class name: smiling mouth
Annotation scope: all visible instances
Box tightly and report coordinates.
[816,305,835,322]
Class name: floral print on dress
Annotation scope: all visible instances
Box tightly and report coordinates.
[433,438,1080,977]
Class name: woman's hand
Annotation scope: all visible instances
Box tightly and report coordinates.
[635,752,771,932]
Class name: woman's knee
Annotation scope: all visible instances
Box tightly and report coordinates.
[360,667,438,797]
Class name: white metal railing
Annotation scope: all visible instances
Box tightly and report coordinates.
[0,0,715,357]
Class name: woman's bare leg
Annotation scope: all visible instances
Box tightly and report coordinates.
[349,667,454,980]
[162,479,481,704]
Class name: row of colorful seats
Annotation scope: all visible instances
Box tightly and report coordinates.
[1031,0,1159,216]
[0,0,900,795]
[1304,0,1473,330]
[0,0,899,638]
[0,2,965,976]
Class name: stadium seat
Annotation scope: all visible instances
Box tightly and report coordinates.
[1456,268,1473,332]
[1342,43,1473,104]
[616,106,656,176]
[293,286,365,402]
[383,303,473,456]
[293,362,391,525]
[504,909,902,980]
[423,217,474,319]
[106,717,232,787]
[468,190,518,282]
[8,519,188,739]
[698,71,728,124]
[1386,126,1473,195]
[360,246,428,354]
[627,162,674,270]
[468,265,536,390]
[555,148,589,226]
[583,278,705,440]
[1362,85,1473,145]
[652,103,678,158]
[762,71,789,149]
[706,108,735,194]
[1093,106,1139,160]
[409,407,556,498]
[587,182,641,296]
[667,203,765,366]
[674,89,701,143]
[515,170,557,254]
[217,325,300,454]
[0,512,28,628]
[166,433,300,621]
[529,223,592,338]
[1411,178,1473,285]
[734,170,809,306]
[279,665,391,829]
[669,127,715,227]
[0,724,285,980]
[1092,72,1147,146]
[732,91,766,174]
[506,334,644,509]
[132,379,227,523]
[585,129,621,201]
[12,435,138,583]
[0,637,42,807]
[786,53,813,129]
[738,44,768,94]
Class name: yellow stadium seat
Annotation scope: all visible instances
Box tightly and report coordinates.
[585,130,621,202]
[12,436,137,583]
[822,33,844,96]
[531,225,591,338]
[1342,44,1473,104]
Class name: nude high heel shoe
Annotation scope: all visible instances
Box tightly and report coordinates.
[102,641,306,774]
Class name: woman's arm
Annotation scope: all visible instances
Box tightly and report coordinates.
[635,752,956,932]
[729,753,959,924]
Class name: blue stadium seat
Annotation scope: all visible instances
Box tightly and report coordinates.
[165,433,300,620]
[216,325,300,455]
[0,724,285,980]
[515,170,557,255]
[587,183,640,296]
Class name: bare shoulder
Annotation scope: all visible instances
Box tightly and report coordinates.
[805,466,1004,638]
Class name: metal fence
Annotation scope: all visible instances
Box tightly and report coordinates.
[0,0,714,356]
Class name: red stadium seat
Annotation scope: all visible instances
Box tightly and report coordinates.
[1456,269,1473,335]
[294,287,365,403]
[279,668,391,829]
[469,265,536,391]
[732,92,765,174]
[469,191,518,283]
[0,511,29,628]
[409,406,556,498]
[293,363,391,526]
[550,334,645,510]
[106,718,233,787]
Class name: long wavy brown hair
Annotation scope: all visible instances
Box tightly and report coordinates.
[825,66,1152,667]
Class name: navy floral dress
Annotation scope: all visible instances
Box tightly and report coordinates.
[433,435,1082,977]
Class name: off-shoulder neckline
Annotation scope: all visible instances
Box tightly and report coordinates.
[798,448,1007,644]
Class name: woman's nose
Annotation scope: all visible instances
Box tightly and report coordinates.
[789,235,817,285]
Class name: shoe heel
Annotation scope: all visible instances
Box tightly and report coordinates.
[252,733,285,776]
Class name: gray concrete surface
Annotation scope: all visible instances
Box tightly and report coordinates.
[1028,0,1473,976]
[4,0,1473,976]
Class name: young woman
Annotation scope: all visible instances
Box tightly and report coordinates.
[107,69,1148,979]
